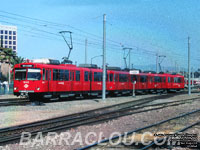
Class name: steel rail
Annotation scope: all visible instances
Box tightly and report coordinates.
[141,121,200,150]
[0,93,175,133]
[0,92,194,135]
[78,109,200,150]
[0,96,199,145]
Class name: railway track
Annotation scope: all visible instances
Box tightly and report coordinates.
[0,93,199,145]
[0,98,30,107]
[0,90,188,107]
[79,109,200,150]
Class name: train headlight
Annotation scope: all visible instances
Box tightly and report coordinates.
[14,87,17,90]
[37,88,40,91]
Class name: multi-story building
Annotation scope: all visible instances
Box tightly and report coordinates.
[0,24,17,54]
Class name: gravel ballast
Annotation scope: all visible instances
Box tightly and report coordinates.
[0,93,200,150]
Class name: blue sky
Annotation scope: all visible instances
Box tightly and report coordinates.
[0,0,200,71]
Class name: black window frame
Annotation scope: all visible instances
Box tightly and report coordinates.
[76,71,80,81]
[84,71,89,81]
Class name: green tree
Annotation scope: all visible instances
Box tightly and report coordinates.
[0,48,24,83]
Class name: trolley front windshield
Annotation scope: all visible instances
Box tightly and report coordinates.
[14,68,41,80]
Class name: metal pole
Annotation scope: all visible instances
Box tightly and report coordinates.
[156,53,158,73]
[188,36,191,95]
[132,82,135,97]
[129,49,131,69]
[85,38,87,64]
[192,67,194,87]
[102,14,106,100]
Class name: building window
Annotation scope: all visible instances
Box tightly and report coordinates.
[0,35,3,39]
[9,36,12,40]
[9,41,12,45]
[13,36,16,40]
[9,31,12,35]
[13,41,16,45]
[5,41,7,44]
[0,30,3,34]
[13,46,16,50]
[13,31,16,35]
[5,36,7,39]
[5,46,7,48]
[9,46,12,48]
[5,30,8,34]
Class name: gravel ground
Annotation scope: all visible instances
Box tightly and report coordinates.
[0,95,21,99]
[0,93,200,150]
[0,94,157,128]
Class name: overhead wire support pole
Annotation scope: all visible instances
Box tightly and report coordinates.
[156,53,158,73]
[102,14,106,100]
[85,38,88,64]
[188,36,191,95]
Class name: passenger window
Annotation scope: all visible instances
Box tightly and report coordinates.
[84,71,89,81]
[171,77,173,83]
[53,69,59,81]
[46,70,48,80]
[64,70,69,81]
[49,70,51,80]
[114,74,119,82]
[109,74,113,82]
[94,72,102,81]
[119,74,128,82]
[43,69,45,80]
[168,77,170,83]
[59,70,65,81]
[76,71,80,81]
[70,71,74,81]
[140,76,147,82]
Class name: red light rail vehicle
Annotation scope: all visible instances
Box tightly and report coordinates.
[13,58,185,101]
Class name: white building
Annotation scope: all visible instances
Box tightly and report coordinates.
[0,24,17,53]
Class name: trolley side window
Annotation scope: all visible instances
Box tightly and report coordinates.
[53,69,59,81]
[70,71,74,81]
[168,77,170,83]
[15,68,26,80]
[131,75,138,82]
[84,71,89,81]
[27,68,41,80]
[119,74,128,82]
[45,70,48,80]
[94,72,102,81]
[163,77,166,82]
[140,75,147,82]
[49,70,51,80]
[59,70,65,81]
[42,69,45,80]
[149,76,153,83]
[154,76,161,83]
[174,77,181,83]
[64,70,69,81]
[76,71,80,81]
[109,74,113,82]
